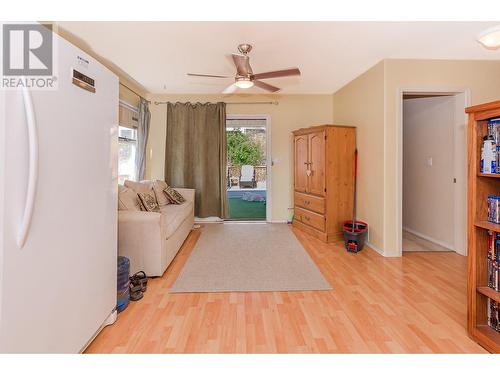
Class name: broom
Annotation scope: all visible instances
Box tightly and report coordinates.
[351,149,358,233]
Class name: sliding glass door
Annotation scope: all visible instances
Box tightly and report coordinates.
[226,116,268,221]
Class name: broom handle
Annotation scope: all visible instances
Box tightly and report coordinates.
[352,149,358,233]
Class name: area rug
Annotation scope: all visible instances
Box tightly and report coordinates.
[170,223,331,293]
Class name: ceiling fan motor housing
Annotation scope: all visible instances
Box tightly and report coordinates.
[237,43,253,55]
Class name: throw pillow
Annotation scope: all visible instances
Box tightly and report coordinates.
[118,186,142,211]
[151,180,170,207]
[163,186,186,204]
[137,192,160,212]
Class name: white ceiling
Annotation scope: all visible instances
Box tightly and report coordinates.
[57,21,500,94]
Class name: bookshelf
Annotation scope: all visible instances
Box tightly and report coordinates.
[466,100,500,353]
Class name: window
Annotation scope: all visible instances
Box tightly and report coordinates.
[118,126,137,184]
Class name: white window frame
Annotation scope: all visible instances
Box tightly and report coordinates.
[118,100,139,183]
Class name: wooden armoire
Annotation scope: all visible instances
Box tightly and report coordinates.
[292,125,356,242]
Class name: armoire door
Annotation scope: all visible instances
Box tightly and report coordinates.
[308,131,326,196]
[294,135,308,193]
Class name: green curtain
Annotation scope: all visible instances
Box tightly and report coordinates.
[165,102,228,218]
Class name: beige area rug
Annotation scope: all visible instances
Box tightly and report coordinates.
[170,223,331,293]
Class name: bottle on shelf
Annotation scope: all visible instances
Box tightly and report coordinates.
[481,135,497,174]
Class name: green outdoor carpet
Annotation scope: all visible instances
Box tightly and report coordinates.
[228,198,266,220]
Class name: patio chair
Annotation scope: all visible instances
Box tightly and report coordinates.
[239,165,257,188]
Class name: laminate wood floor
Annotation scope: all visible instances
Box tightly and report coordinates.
[402,230,452,252]
[85,224,486,353]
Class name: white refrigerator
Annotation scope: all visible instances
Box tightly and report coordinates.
[0,27,119,352]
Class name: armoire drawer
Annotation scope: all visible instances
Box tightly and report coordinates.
[294,207,325,232]
[294,192,325,214]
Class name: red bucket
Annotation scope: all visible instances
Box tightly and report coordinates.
[342,220,368,252]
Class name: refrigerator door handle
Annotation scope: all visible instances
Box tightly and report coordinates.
[17,87,39,249]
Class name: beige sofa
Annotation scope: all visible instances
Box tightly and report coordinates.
[118,180,195,277]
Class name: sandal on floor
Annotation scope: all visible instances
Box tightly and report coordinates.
[129,284,143,301]
[130,271,148,293]
[132,271,147,284]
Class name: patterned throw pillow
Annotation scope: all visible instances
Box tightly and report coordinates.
[151,180,170,207]
[163,186,186,204]
[137,192,160,212]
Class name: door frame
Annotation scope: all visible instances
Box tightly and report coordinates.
[226,114,272,222]
[396,87,471,256]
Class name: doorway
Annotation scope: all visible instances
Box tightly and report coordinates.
[397,89,469,255]
[225,115,271,221]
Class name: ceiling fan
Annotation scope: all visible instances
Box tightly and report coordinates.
[187,43,301,93]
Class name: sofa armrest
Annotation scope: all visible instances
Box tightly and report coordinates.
[118,210,161,224]
[118,210,164,275]
[118,210,164,248]
[174,188,195,203]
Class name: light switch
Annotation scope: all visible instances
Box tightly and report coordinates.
[427,157,433,167]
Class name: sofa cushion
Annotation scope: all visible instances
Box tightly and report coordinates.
[118,186,142,211]
[160,200,194,239]
[137,192,160,212]
[124,180,153,193]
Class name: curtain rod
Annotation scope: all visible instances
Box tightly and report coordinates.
[119,82,150,103]
[153,101,279,106]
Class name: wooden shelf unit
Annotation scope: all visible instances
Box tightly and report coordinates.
[466,100,500,353]
[478,173,500,179]
[474,220,500,232]
[477,287,500,303]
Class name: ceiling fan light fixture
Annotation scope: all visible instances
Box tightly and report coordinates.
[234,77,254,89]
[477,25,500,49]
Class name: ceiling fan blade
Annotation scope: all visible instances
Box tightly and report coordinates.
[251,68,301,80]
[222,83,238,94]
[187,73,230,78]
[253,80,280,93]
[231,54,253,75]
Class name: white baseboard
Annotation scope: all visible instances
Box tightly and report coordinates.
[223,220,286,225]
[366,241,385,256]
[224,221,267,224]
[402,226,455,251]
[196,218,287,224]
[195,216,223,223]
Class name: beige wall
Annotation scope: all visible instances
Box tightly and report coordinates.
[332,61,385,251]
[403,96,455,248]
[384,59,500,256]
[145,94,334,222]
[334,59,500,256]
